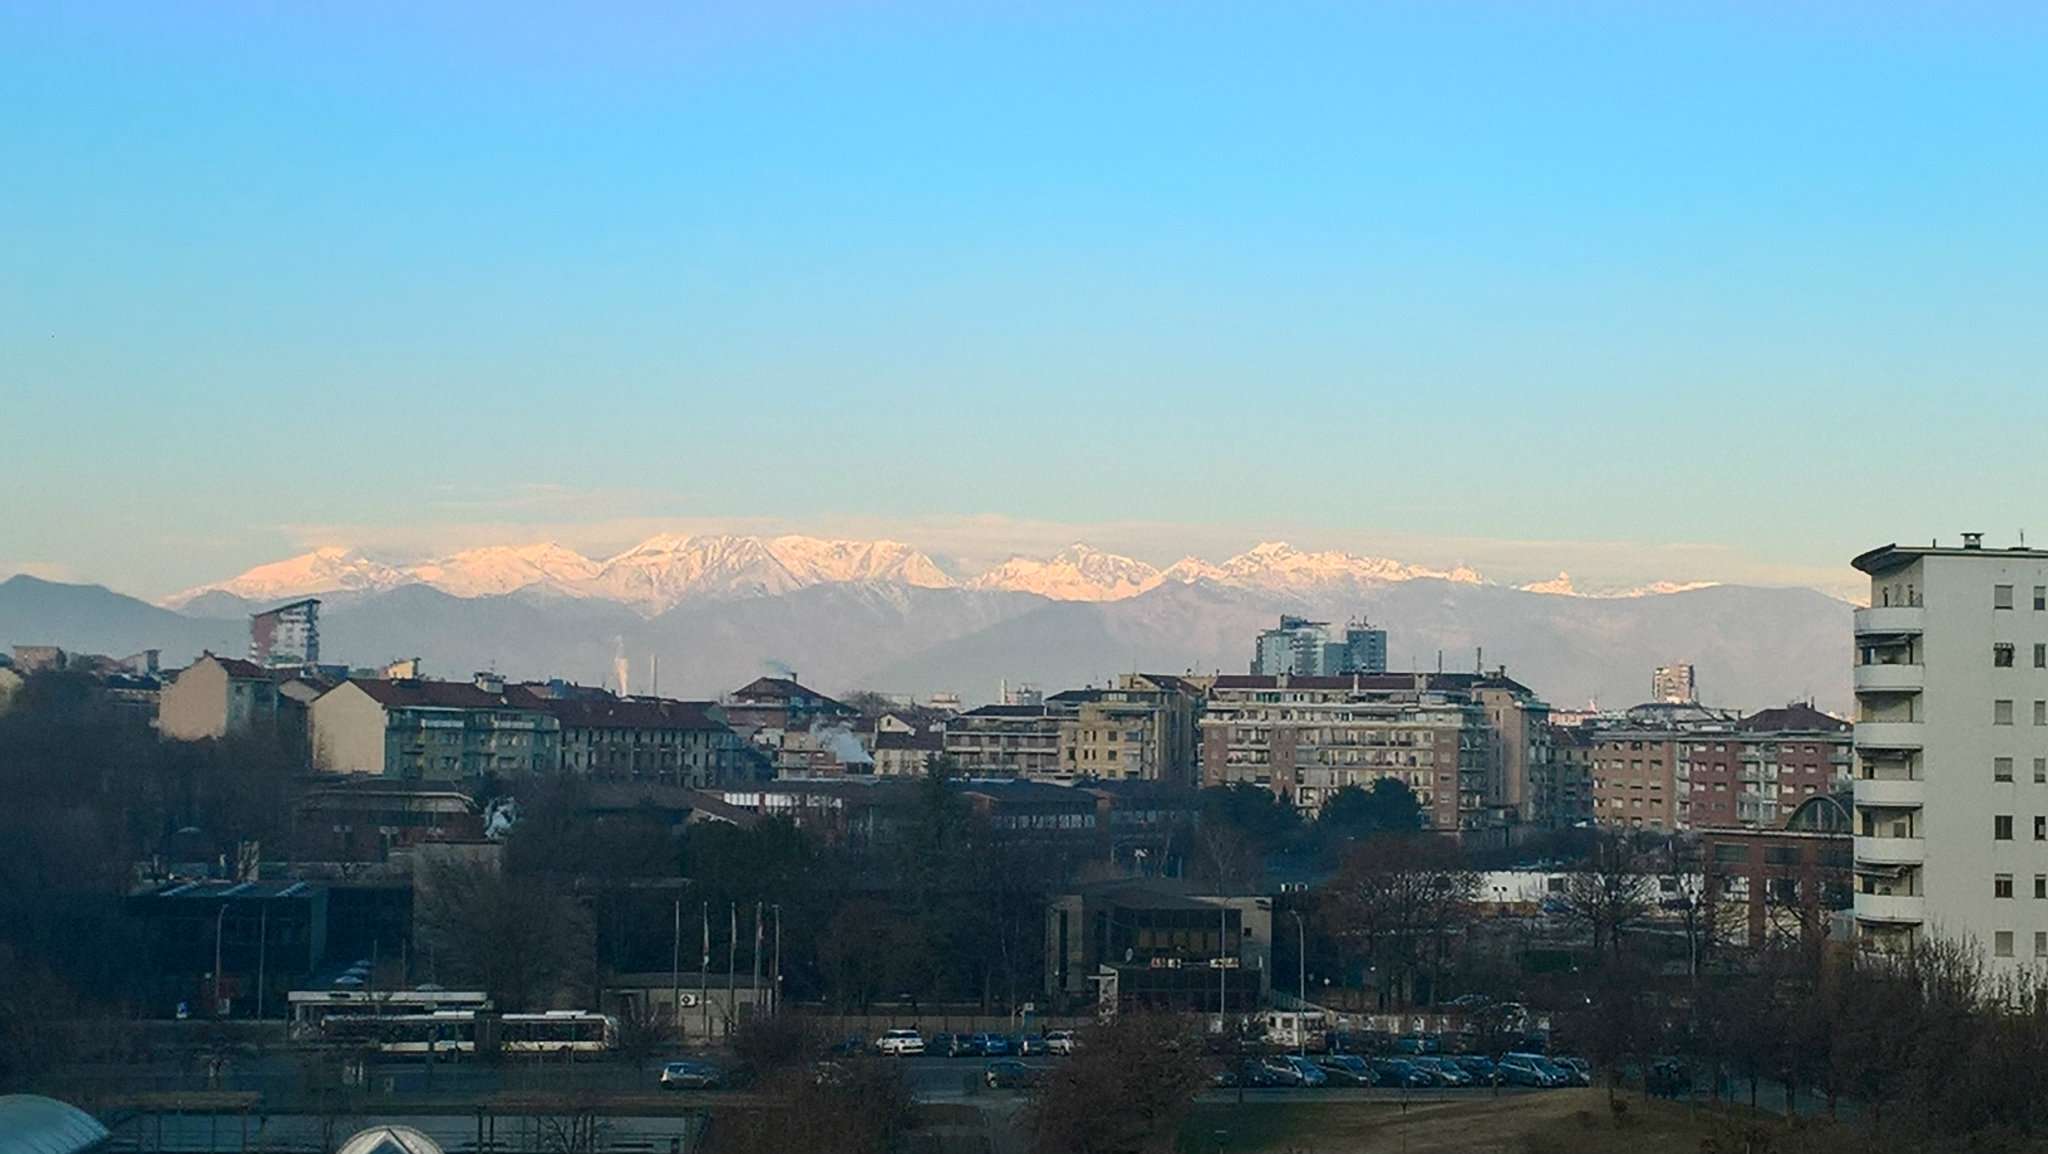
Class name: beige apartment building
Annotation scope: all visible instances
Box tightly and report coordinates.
[158,653,282,741]
[1198,673,1510,830]
[1056,674,1203,787]
[310,673,560,780]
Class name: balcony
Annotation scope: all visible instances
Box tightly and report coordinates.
[1855,777,1925,808]
[1854,664,1925,694]
[1855,721,1924,751]
[1855,893,1927,924]
[1853,606,1925,637]
[1855,835,1925,866]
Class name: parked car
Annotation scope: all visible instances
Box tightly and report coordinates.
[827,1035,867,1056]
[1015,1034,1049,1057]
[1554,1055,1593,1087]
[1392,1033,1440,1055]
[1371,1057,1436,1089]
[1498,1052,1562,1087]
[1229,1059,1285,1088]
[1280,1055,1328,1087]
[659,1060,723,1090]
[1451,1055,1499,1084]
[1253,1057,1302,1090]
[1044,1029,1077,1055]
[1413,1057,1473,1087]
[874,1029,927,1056]
[973,1032,1011,1057]
[984,1059,1043,1090]
[1315,1055,1375,1085]
[1531,1055,1579,1087]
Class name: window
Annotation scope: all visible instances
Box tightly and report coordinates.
[2036,586,2045,611]
[1997,815,2015,840]
[1996,931,2015,958]
[2037,875,2046,899]
[1997,700,2015,726]
[1997,584,2016,609]
[1998,757,2016,781]
[2037,758,2046,784]
[2037,815,2045,841]
[2037,932,2047,958]
[1997,874,2016,898]
[2036,644,2046,669]
[1997,643,2016,667]
[2038,701,2047,726]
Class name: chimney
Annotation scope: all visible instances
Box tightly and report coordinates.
[473,671,505,695]
[1963,532,1984,550]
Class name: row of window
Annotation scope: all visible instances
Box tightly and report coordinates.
[1990,643,2048,668]
[1991,929,2048,958]
[1990,872,2048,898]
[1989,699,2048,725]
[1989,814,2048,840]
[1992,584,2048,611]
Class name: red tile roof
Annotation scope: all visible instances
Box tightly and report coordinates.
[544,697,730,732]
[347,678,553,711]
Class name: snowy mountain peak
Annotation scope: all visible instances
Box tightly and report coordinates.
[406,542,603,598]
[967,544,1162,601]
[164,547,411,608]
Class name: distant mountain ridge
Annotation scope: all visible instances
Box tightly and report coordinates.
[161,534,1732,614]
[1,568,1853,714]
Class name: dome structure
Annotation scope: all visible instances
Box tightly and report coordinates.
[0,1095,109,1154]
[335,1126,446,1154]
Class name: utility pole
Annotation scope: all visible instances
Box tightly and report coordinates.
[750,902,763,1022]
[671,897,682,1034]
[1291,910,1307,1057]
[700,903,711,1042]
[213,904,227,1018]
[771,904,783,1016]
[726,903,737,1039]
[256,905,268,1021]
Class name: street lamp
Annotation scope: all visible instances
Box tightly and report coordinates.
[213,903,228,1019]
[1288,910,1306,1057]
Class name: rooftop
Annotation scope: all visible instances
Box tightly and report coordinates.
[543,696,729,731]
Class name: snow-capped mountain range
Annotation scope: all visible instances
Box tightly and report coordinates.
[163,535,1717,614]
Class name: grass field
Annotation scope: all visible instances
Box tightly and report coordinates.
[1175,1089,1814,1153]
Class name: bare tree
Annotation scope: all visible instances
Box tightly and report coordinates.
[414,857,595,1010]
[1029,1013,1211,1154]
[1318,834,1479,1006]
[1561,831,1655,961]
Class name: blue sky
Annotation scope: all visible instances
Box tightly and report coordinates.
[3,2,2044,599]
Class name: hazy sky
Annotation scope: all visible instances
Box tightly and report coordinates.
[4,3,2044,600]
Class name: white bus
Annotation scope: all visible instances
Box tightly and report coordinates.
[287,990,491,1040]
[498,1011,617,1054]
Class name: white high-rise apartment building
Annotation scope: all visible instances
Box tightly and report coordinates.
[1852,534,2048,968]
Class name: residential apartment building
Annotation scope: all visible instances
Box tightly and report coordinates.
[1589,729,1680,831]
[1680,705,1851,829]
[1849,536,2048,968]
[1653,663,1697,704]
[944,702,1073,777]
[873,729,943,777]
[250,598,321,667]
[1056,673,1203,786]
[720,676,858,732]
[1250,616,1387,677]
[545,696,751,787]
[158,653,282,741]
[1197,673,1505,829]
[310,673,561,780]
[1546,725,1597,827]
